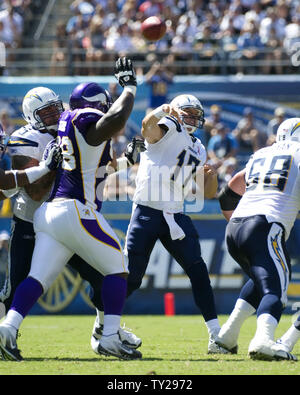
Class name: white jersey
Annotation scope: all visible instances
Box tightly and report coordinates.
[133,116,207,213]
[8,124,53,223]
[232,141,300,239]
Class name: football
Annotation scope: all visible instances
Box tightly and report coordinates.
[141,16,167,41]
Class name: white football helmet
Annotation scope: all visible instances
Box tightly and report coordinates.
[22,87,64,132]
[276,117,300,143]
[170,94,205,134]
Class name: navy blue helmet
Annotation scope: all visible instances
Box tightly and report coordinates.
[69,82,113,113]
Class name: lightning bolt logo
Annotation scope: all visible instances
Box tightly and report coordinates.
[271,232,286,272]
[24,93,43,102]
[291,122,300,136]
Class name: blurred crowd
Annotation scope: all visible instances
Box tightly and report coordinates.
[48,0,300,75]
[200,103,285,191]
[0,0,35,49]
[1,0,300,75]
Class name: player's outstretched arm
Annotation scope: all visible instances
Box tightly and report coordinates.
[85,57,137,146]
[0,143,62,190]
[12,155,56,201]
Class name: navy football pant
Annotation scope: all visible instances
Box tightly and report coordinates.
[125,204,217,322]
[226,215,291,322]
[0,216,104,313]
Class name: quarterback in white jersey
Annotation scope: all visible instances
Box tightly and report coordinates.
[216,117,300,361]
[134,113,207,213]
[123,94,229,355]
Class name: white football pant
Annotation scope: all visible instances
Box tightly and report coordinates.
[29,199,127,291]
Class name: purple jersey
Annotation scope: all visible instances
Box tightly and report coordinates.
[50,108,112,211]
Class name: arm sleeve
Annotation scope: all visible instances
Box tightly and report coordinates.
[218,184,243,211]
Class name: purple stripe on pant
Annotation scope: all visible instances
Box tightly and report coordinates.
[81,218,120,251]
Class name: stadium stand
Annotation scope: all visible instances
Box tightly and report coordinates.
[1,0,300,193]
[0,0,299,77]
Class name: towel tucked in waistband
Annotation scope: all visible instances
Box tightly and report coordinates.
[163,211,186,241]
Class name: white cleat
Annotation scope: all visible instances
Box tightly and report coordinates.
[276,325,300,353]
[91,317,142,349]
[248,338,297,361]
[214,322,241,355]
[0,325,23,361]
[96,333,142,360]
[208,333,231,354]
[91,317,102,340]
[119,324,142,349]
[214,331,238,354]
[275,338,293,353]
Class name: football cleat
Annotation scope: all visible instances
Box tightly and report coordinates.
[248,338,297,361]
[92,318,103,340]
[119,324,142,349]
[0,325,23,361]
[208,333,234,354]
[96,333,142,360]
[275,338,293,353]
[214,338,238,354]
[214,322,241,354]
[92,318,142,349]
[276,325,300,353]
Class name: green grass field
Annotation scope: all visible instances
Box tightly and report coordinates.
[0,314,299,375]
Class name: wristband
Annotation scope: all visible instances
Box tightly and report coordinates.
[152,105,168,119]
[124,85,136,97]
[25,162,49,184]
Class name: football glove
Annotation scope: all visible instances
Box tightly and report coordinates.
[114,57,137,88]
[43,139,63,170]
[125,137,146,165]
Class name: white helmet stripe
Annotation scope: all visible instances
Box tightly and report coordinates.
[82,93,106,102]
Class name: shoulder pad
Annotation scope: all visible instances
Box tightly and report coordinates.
[11,124,34,136]
[72,108,104,135]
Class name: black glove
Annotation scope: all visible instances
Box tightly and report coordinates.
[43,139,63,170]
[114,57,137,88]
[125,137,146,165]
